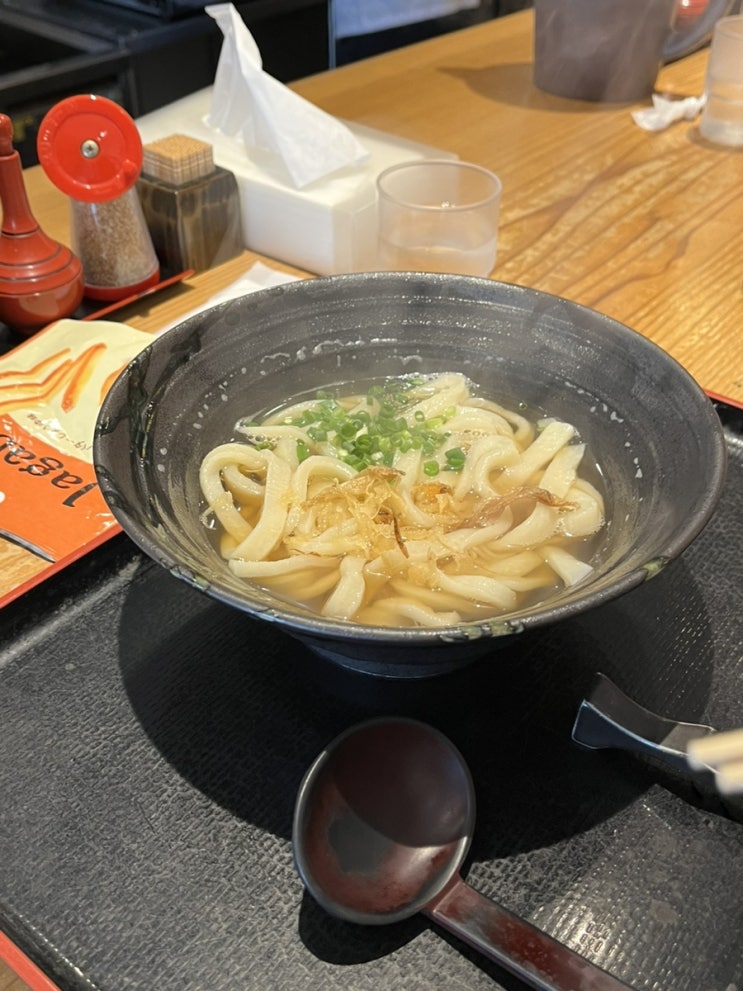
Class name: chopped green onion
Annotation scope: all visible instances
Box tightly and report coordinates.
[445,447,466,471]
[423,460,440,477]
[280,376,455,472]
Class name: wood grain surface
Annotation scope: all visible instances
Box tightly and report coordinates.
[293,12,742,398]
[0,960,28,991]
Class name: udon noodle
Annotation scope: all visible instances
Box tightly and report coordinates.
[198,372,605,627]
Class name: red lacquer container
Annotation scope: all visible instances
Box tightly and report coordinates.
[0,113,84,335]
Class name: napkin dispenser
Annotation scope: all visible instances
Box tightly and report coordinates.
[135,88,455,276]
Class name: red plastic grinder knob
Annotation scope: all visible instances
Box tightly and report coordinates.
[37,94,143,203]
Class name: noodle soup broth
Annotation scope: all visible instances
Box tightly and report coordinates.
[199,372,608,629]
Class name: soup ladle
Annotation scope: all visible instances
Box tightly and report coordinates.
[293,717,630,991]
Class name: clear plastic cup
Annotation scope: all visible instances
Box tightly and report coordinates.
[376,160,502,278]
[699,15,743,147]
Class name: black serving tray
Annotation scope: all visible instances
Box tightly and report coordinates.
[1,401,742,991]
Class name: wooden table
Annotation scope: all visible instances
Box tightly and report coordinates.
[4,6,743,605]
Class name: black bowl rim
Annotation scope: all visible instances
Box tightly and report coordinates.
[94,272,728,648]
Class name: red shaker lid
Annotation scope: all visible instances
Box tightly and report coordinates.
[36,94,143,203]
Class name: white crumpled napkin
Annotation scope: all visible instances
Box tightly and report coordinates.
[204,3,369,187]
[155,262,300,337]
[631,93,707,132]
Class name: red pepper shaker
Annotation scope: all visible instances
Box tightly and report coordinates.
[37,94,160,301]
[0,113,84,335]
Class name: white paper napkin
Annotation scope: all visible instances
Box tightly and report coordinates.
[154,262,301,337]
[632,93,706,132]
[204,3,369,188]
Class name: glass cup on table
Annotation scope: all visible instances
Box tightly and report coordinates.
[376,160,502,277]
[699,15,743,148]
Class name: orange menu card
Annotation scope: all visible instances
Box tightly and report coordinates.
[0,318,155,603]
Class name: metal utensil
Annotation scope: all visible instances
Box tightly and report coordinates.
[293,717,631,991]
[571,673,743,821]
[571,673,717,795]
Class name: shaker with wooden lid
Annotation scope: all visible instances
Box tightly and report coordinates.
[137,133,243,273]
[37,94,160,301]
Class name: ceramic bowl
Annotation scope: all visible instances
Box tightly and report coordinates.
[93,273,726,678]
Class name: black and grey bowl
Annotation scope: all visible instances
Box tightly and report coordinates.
[93,273,726,678]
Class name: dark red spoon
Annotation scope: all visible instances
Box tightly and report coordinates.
[293,717,630,991]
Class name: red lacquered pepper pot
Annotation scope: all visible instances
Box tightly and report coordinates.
[0,113,84,335]
[37,94,160,302]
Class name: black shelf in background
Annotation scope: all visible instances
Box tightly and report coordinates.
[0,0,330,166]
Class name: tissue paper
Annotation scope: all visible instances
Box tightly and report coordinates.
[632,93,706,131]
[205,3,369,187]
[135,4,456,275]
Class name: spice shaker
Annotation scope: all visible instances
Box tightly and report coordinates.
[137,133,243,273]
[37,94,160,301]
[0,112,84,334]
